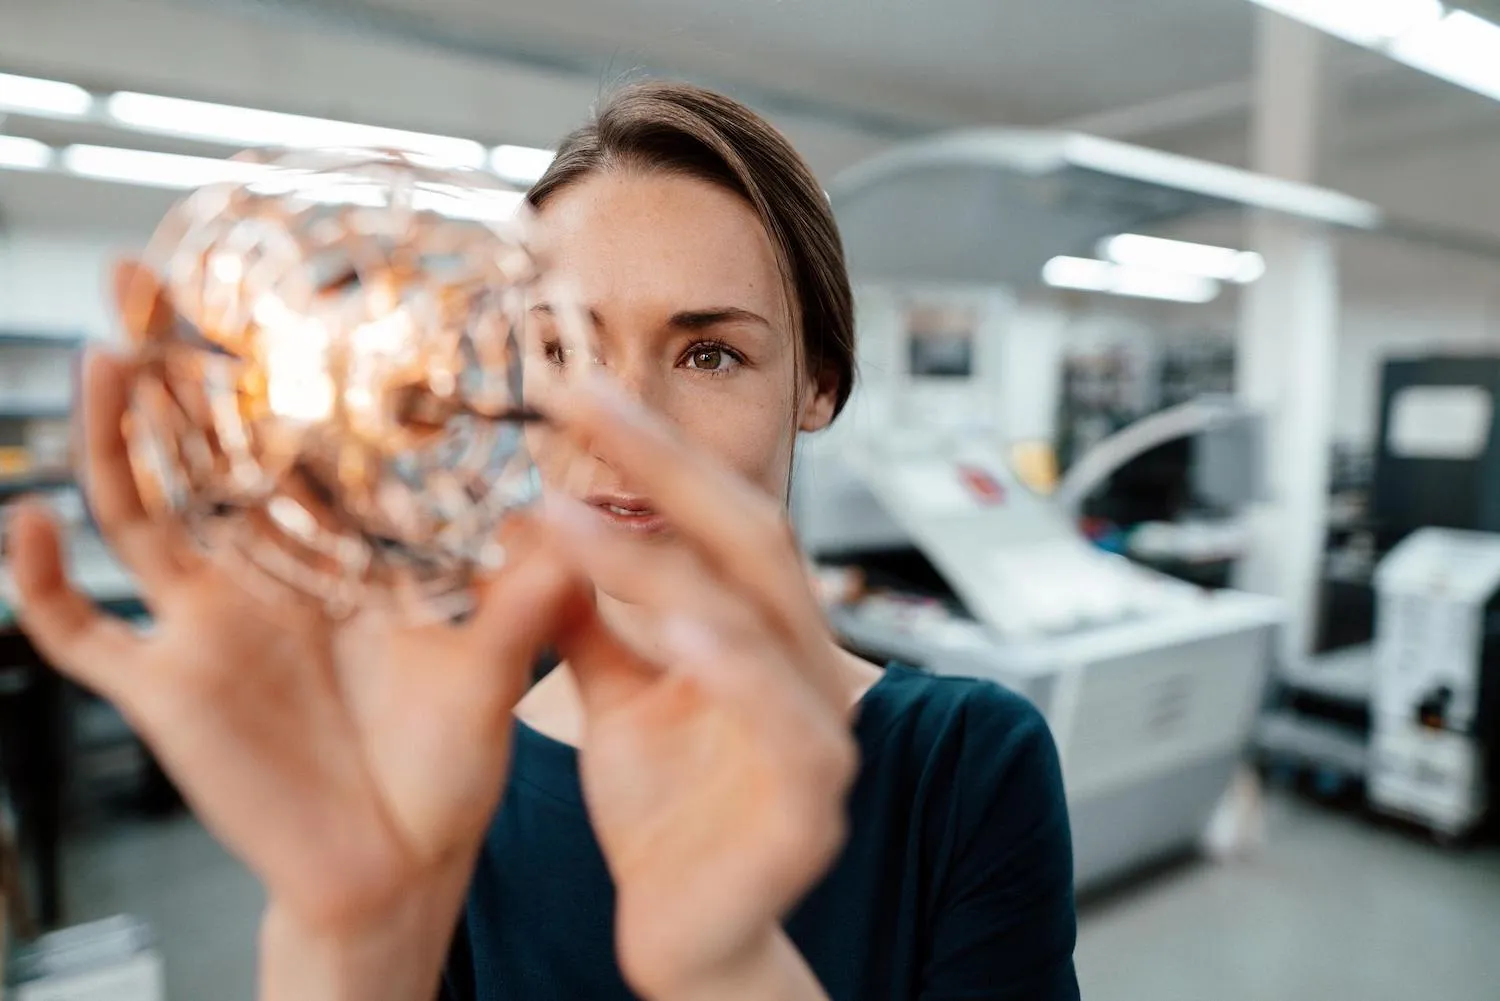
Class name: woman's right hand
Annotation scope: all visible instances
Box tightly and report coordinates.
[4,345,584,938]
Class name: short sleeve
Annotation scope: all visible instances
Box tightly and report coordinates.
[921,690,1080,1001]
[438,912,476,1001]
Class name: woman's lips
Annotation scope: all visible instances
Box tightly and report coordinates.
[585,498,668,535]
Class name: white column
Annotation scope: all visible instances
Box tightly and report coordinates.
[1235,11,1340,668]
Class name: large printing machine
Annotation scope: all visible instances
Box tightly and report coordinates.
[795,425,1280,890]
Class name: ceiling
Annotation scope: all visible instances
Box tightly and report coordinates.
[183,0,1265,130]
[3,0,1500,247]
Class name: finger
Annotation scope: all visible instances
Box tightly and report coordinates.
[5,502,145,701]
[80,349,197,587]
[465,512,595,669]
[544,375,822,640]
[113,259,177,348]
[658,613,857,804]
[541,495,846,709]
[533,505,855,792]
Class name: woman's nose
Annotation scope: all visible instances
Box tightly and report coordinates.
[599,352,667,414]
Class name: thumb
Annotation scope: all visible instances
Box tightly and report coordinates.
[113,259,175,347]
[464,514,592,670]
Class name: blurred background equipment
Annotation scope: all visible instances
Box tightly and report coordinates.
[1369,528,1500,839]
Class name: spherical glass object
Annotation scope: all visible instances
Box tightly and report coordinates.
[119,148,587,617]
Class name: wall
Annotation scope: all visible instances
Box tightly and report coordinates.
[1335,291,1500,451]
[0,230,140,414]
[0,230,140,341]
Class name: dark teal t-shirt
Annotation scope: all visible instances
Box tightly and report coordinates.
[441,664,1079,1000]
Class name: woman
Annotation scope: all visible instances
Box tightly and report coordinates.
[5,82,1078,1001]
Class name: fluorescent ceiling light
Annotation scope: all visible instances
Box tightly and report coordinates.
[1247,1,1500,108]
[490,145,555,186]
[413,185,525,221]
[1391,10,1500,100]
[105,92,488,168]
[62,145,272,189]
[1247,0,1444,47]
[1100,234,1266,284]
[0,72,93,117]
[1042,256,1222,304]
[0,135,54,171]
[62,143,523,221]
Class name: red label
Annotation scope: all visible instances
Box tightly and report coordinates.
[957,464,1006,506]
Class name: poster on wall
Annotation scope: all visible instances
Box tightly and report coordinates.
[903,302,976,378]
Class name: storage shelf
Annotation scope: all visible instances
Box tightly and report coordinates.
[0,473,75,496]
[1256,710,1369,777]
[0,331,85,349]
[1280,644,1374,705]
[0,406,72,421]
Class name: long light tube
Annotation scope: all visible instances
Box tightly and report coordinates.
[1100,234,1267,284]
[1247,2,1500,108]
[1391,9,1500,100]
[1247,0,1445,47]
[0,72,93,117]
[62,145,274,189]
[56,143,523,221]
[106,92,488,168]
[490,145,555,186]
[1042,256,1222,304]
[0,136,54,171]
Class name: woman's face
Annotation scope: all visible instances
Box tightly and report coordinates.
[527,170,837,539]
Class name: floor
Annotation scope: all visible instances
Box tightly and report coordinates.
[57,792,1500,1001]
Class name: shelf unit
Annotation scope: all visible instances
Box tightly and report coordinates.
[0,332,82,488]
[0,406,72,422]
[0,331,86,350]
[0,473,75,498]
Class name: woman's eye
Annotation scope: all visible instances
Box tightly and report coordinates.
[683,344,740,372]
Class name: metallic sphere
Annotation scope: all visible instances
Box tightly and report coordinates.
[119,148,583,617]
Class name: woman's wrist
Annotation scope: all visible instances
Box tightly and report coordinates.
[645,929,829,1001]
[257,857,473,1001]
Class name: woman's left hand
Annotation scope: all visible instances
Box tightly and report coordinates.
[540,375,859,1001]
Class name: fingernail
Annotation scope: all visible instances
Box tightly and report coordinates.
[660,615,722,661]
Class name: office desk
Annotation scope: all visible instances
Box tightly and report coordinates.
[1,536,140,929]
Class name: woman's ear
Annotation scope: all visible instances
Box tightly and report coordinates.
[798,364,840,433]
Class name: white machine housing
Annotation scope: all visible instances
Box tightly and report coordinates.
[797,429,1280,890]
[1370,528,1500,837]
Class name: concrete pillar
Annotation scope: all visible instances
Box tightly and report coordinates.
[1234,10,1340,668]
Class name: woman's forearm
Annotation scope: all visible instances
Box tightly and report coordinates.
[258,858,473,1001]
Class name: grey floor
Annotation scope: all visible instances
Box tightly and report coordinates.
[59,793,1500,1001]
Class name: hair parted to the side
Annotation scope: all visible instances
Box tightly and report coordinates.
[526,80,857,420]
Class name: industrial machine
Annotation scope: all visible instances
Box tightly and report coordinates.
[797,426,1279,890]
[1260,357,1500,839]
[1369,528,1500,838]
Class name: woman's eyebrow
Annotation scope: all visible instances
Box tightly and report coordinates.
[530,302,605,330]
[529,303,771,333]
[667,307,772,331]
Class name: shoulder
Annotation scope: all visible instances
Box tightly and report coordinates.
[862,665,1069,862]
[866,664,1059,781]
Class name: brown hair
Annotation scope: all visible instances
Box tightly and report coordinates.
[527,80,856,419]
